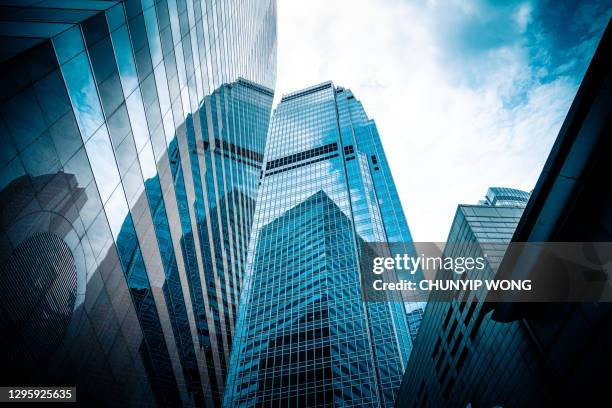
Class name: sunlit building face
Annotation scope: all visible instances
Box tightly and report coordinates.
[224,83,416,407]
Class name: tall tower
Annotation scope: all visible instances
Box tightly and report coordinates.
[0,1,277,406]
[396,187,545,407]
[224,83,415,407]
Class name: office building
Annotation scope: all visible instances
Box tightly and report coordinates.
[0,0,276,406]
[224,83,415,407]
[395,187,554,407]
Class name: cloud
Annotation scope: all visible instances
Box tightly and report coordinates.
[275,0,611,241]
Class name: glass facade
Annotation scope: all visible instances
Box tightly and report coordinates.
[395,188,558,407]
[0,1,276,406]
[478,187,532,207]
[406,304,425,342]
[224,83,414,407]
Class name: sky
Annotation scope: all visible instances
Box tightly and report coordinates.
[274,0,612,242]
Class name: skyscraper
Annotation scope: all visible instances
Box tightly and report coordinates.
[395,187,560,407]
[0,1,276,406]
[224,83,414,407]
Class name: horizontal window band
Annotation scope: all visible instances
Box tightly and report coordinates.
[198,138,263,163]
[266,142,338,170]
[264,153,339,177]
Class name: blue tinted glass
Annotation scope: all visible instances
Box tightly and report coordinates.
[110,26,139,95]
[105,184,130,239]
[0,121,16,167]
[49,111,82,165]
[106,103,131,147]
[225,84,412,407]
[125,89,149,151]
[1,88,47,151]
[105,3,125,32]
[87,209,113,259]
[33,70,71,125]
[153,64,171,115]
[61,52,105,140]
[0,1,279,405]
[53,25,85,64]
[0,157,26,193]
[143,7,162,67]
[89,38,116,82]
[21,131,60,177]
[84,125,121,202]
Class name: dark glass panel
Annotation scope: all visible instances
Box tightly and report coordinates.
[1,87,46,151]
[82,11,109,47]
[98,72,124,115]
[48,110,82,165]
[33,69,71,125]
[0,119,17,168]
[52,25,84,64]
[107,103,132,148]
[23,40,57,83]
[88,37,116,82]
[21,131,61,177]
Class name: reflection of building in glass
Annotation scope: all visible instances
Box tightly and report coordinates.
[0,1,276,406]
[224,83,415,407]
[0,174,84,380]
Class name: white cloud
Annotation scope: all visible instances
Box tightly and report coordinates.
[275,0,579,241]
[516,3,533,32]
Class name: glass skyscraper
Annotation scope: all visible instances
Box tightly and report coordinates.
[224,83,415,407]
[0,1,276,406]
[395,187,557,407]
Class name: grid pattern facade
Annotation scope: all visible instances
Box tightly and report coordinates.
[224,83,414,407]
[396,189,556,407]
[480,187,532,207]
[0,1,276,407]
[406,306,425,342]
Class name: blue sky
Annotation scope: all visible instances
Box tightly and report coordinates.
[275,0,611,241]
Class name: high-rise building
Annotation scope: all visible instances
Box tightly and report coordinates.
[224,83,414,407]
[0,1,276,406]
[395,187,553,407]
[396,20,612,407]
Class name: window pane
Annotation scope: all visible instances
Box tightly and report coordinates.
[61,52,105,140]
[85,125,121,202]
[52,25,84,64]
[110,26,139,95]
